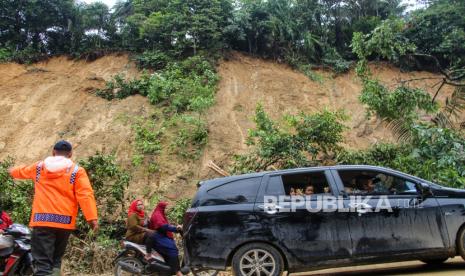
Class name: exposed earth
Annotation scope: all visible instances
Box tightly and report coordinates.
[0,52,458,198]
[0,53,462,276]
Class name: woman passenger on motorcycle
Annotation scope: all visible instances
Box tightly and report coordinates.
[125,199,154,245]
[148,201,182,276]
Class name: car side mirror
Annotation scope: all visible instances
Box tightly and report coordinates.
[419,183,433,198]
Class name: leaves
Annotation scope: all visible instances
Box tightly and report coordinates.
[337,124,465,188]
[233,105,347,173]
[79,153,131,218]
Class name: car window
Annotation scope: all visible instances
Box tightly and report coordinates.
[337,170,418,196]
[205,177,261,205]
[265,176,285,196]
[265,171,332,197]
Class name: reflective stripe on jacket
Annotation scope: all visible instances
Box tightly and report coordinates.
[10,157,98,230]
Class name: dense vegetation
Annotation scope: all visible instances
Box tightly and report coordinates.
[0,0,462,71]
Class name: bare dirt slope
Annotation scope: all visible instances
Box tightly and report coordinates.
[0,52,457,197]
[0,54,150,168]
[199,52,456,179]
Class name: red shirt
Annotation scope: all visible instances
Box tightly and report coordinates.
[0,211,13,230]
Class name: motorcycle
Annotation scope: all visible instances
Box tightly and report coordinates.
[113,240,176,276]
[0,224,33,276]
[113,240,219,276]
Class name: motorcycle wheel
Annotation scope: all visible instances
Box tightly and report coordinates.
[114,256,151,276]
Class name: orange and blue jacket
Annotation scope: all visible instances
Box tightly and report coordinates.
[10,157,98,230]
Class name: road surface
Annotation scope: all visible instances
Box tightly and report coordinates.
[294,257,465,276]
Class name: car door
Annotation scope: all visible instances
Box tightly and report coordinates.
[331,168,449,259]
[186,176,263,268]
[254,169,353,270]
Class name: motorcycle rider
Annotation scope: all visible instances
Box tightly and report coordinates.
[149,202,182,276]
[8,140,99,276]
[0,204,13,234]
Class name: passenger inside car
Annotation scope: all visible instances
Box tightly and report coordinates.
[282,171,331,196]
[304,184,314,195]
[359,176,375,194]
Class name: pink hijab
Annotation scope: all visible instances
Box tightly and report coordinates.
[149,201,173,238]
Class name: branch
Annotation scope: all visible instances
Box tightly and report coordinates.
[432,80,446,103]
[410,53,465,81]
[410,53,449,77]
[398,77,443,84]
[445,80,465,87]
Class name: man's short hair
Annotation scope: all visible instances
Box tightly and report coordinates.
[355,175,372,188]
[53,140,72,154]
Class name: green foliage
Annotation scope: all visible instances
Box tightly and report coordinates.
[131,117,163,171]
[0,158,33,224]
[69,153,130,273]
[291,109,348,155]
[167,198,191,225]
[404,0,465,68]
[233,105,347,173]
[136,0,233,55]
[135,50,173,70]
[337,124,465,188]
[297,64,324,83]
[351,19,416,63]
[95,72,152,100]
[133,119,163,155]
[352,16,382,35]
[147,56,219,113]
[0,0,407,71]
[79,153,131,219]
[321,48,352,74]
[0,47,13,62]
[359,80,438,121]
[147,196,191,225]
[170,115,209,159]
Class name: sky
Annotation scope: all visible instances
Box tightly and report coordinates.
[83,0,118,8]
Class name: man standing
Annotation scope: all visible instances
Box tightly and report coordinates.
[9,140,98,276]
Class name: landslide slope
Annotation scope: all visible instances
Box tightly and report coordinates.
[0,52,456,197]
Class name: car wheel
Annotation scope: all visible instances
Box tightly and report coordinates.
[457,226,465,261]
[232,243,284,276]
[114,256,146,276]
[420,258,448,265]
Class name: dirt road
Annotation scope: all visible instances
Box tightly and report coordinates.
[295,257,465,276]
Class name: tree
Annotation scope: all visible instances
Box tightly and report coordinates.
[404,0,465,69]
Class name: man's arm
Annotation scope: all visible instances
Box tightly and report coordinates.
[74,168,99,231]
[9,162,38,180]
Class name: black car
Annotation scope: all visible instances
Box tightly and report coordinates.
[182,165,465,275]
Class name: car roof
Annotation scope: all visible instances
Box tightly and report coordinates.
[199,165,415,189]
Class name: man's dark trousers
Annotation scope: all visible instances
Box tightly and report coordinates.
[31,227,71,276]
